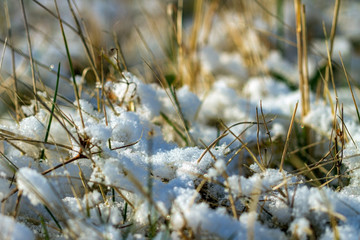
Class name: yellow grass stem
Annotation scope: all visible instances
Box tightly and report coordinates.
[280,102,298,172]
[294,0,309,120]
[301,4,310,116]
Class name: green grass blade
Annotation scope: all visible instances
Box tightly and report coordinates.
[40,62,60,160]
[44,205,62,231]
[160,111,188,145]
[40,215,50,240]
[54,0,84,128]
[122,202,128,222]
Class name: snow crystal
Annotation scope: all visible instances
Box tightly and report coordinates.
[16,168,61,208]
[77,99,99,117]
[271,122,286,138]
[198,80,248,123]
[243,76,291,101]
[136,83,161,119]
[150,146,219,180]
[226,168,295,197]
[265,50,298,82]
[320,222,360,240]
[0,214,34,240]
[239,212,286,240]
[312,37,352,62]
[66,218,122,240]
[84,122,112,145]
[219,52,247,79]
[112,74,138,104]
[200,46,220,73]
[176,86,201,122]
[290,218,311,240]
[0,178,12,202]
[110,111,145,143]
[19,110,47,140]
[214,159,226,174]
[303,102,333,134]
[171,197,286,240]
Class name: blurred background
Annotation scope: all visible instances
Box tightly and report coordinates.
[0,0,360,116]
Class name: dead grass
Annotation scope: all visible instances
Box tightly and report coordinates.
[0,0,358,239]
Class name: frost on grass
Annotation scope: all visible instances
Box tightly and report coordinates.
[0,70,356,239]
[1,68,360,239]
[16,167,62,209]
[3,1,360,238]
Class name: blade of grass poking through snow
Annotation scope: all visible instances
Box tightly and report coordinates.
[40,215,50,240]
[160,111,188,145]
[54,0,85,129]
[280,102,298,172]
[220,120,265,172]
[260,101,273,167]
[256,107,265,167]
[138,30,194,145]
[44,205,62,231]
[339,52,360,124]
[40,63,60,160]
[164,74,193,146]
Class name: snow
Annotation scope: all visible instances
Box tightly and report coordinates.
[4,67,360,239]
[16,167,62,209]
[0,214,35,240]
[3,1,360,239]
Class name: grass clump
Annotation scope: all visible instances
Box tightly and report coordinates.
[0,0,360,239]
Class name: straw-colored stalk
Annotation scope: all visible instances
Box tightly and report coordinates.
[294,0,310,120]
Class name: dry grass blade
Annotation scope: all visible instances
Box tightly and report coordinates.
[301,4,310,116]
[66,0,101,111]
[329,0,341,57]
[280,102,298,172]
[294,0,309,119]
[340,52,360,125]
[199,139,238,219]
[323,23,337,101]
[0,37,7,72]
[4,0,20,120]
[254,0,294,33]
[1,1,360,239]
[322,0,341,114]
[256,107,264,166]
[260,101,273,167]
[220,121,265,172]
[20,0,38,112]
[247,180,262,240]
[33,0,78,33]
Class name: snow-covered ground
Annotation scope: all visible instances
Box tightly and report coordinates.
[1,1,360,239]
